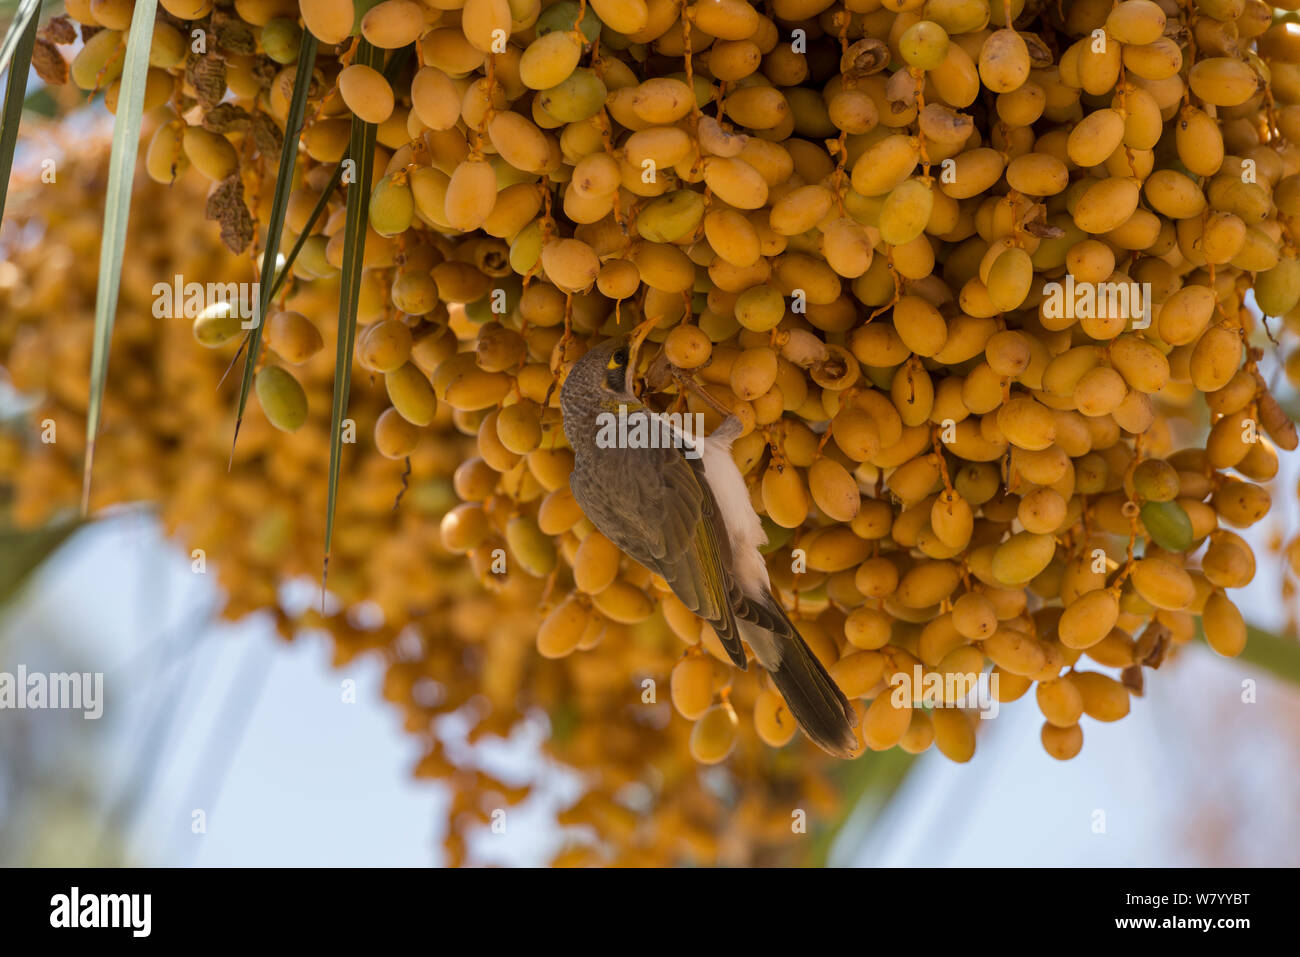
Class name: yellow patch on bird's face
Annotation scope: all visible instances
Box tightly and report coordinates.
[602,346,631,392]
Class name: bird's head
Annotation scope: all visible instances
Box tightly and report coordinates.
[559,337,634,410]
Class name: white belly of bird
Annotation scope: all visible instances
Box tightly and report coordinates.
[697,428,785,670]
[697,432,769,592]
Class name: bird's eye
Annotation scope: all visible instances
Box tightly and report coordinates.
[606,347,629,370]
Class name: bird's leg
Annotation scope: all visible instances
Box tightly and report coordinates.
[670,366,735,420]
[625,307,738,423]
[642,347,675,393]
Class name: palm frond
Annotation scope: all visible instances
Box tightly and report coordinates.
[0,0,41,224]
[322,37,381,598]
[81,0,158,514]
[229,30,319,456]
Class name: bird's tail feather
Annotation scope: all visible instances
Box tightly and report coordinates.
[767,630,859,759]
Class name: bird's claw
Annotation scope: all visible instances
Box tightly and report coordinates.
[668,365,736,420]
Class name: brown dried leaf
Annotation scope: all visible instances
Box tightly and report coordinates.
[252,58,280,89]
[206,174,254,254]
[1135,620,1170,669]
[40,14,78,46]
[202,102,253,133]
[211,11,257,56]
[186,53,228,111]
[31,40,68,86]
[1120,665,1145,696]
[250,112,283,157]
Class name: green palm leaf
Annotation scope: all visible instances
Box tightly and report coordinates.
[81,0,158,514]
[0,0,41,225]
[0,517,82,610]
[0,0,40,78]
[1210,622,1300,685]
[230,30,319,456]
[322,38,381,596]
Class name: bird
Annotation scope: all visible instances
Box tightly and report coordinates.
[559,337,860,758]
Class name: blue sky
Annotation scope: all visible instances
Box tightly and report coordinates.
[2,512,436,866]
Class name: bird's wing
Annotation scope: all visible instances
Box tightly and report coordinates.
[570,438,749,669]
[734,591,797,643]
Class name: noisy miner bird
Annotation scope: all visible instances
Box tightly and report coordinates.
[559,338,859,758]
